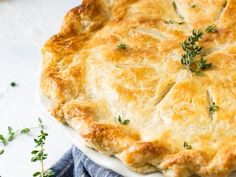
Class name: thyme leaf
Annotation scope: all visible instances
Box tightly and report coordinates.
[10,82,17,87]
[223,1,227,8]
[7,126,15,142]
[117,43,127,50]
[0,135,7,145]
[172,1,177,10]
[0,149,4,155]
[21,128,31,134]
[115,115,130,125]
[165,20,185,25]
[205,25,217,33]
[209,102,219,114]
[183,141,192,150]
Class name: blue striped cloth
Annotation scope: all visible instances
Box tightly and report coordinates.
[50,146,122,177]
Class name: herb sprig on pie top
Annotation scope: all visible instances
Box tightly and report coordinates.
[180,30,212,76]
[183,141,192,150]
[115,115,130,125]
[117,43,127,50]
[209,101,219,114]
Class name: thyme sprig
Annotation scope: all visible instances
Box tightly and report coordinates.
[0,125,34,155]
[180,30,212,75]
[115,115,130,125]
[0,118,53,177]
[183,141,192,150]
[165,20,185,25]
[209,101,219,114]
[205,25,217,33]
[31,118,54,177]
[117,43,127,50]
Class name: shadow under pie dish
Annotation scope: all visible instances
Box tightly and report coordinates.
[40,0,236,176]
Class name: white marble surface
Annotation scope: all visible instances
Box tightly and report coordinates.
[0,0,80,176]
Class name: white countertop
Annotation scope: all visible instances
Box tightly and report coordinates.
[0,0,81,176]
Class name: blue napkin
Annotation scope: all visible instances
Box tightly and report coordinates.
[50,146,122,177]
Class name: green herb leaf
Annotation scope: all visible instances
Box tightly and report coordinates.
[183,141,192,150]
[31,150,39,155]
[165,20,174,24]
[38,118,44,129]
[7,126,15,141]
[223,1,227,8]
[43,169,54,177]
[33,172,41,177]
[21,128,31,134]
[115,115,130,125]
[209,102,219,114]
[178,21,185,25]
[205,25,217,33]
[10,82,17,87]
[195,70,205,76]
[197,57,212,70]
[0,149,4,155]
[0,135,7,145]
[117,43,127,50]
[122,119,130,125]
[172,1,177,10]
[165,20,185,25]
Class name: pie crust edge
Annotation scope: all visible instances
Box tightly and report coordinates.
[40,1,236,176]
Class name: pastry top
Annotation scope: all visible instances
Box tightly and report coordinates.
[41,0,236,176]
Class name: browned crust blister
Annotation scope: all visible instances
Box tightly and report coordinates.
[41,0,236,176]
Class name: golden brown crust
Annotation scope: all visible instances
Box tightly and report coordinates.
[41,0,236,176]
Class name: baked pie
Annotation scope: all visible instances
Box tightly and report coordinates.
[40,0,236,176]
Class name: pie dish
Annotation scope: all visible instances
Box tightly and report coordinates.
[40,0,236,176]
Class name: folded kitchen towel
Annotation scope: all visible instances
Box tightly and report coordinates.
[50,146,122,177]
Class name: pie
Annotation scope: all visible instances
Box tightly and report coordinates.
[40,0,236,176]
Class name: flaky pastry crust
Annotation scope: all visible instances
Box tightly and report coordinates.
[41,0,236,176]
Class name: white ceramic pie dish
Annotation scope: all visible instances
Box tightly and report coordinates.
[38,92,163,177]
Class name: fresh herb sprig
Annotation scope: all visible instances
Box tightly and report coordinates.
[209,101,219,114]
[165,20,185,25]
[115,115,130,125]
[31,118,54,177]
[183,141,192,150]
[181,30,204,73]
[117,43,127,50]
[205,25,217,33]
[0,118,53,176]
[180,29,212,75]
[0,126,33,155]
